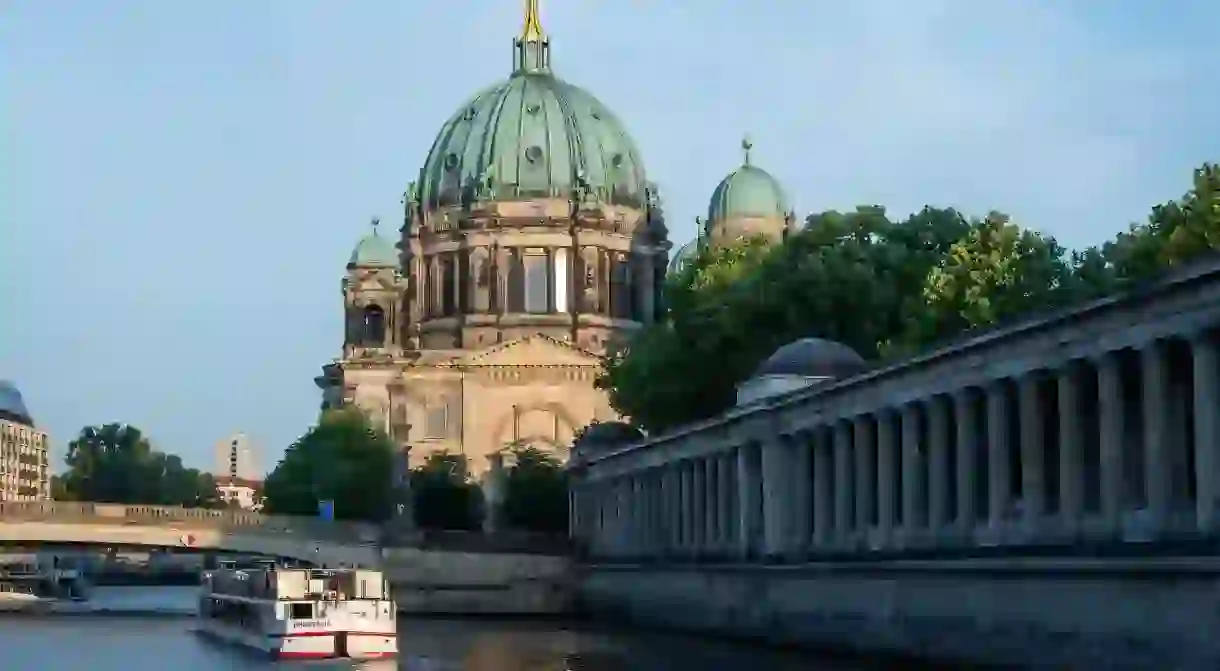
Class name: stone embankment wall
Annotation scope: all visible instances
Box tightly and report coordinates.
[382,546,575,615]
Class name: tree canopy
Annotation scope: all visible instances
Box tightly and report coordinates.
[262,407,395,522]
[500,446,567,534]
[409,450,483,531]
[599,162,1220,433]
[54,423,220,507]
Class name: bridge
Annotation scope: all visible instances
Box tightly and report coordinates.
[568,255,1220,670]
[0,502,381,566]
[0,501,575,615]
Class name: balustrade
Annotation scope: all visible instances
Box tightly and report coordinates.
[0,501,379,545]
[569,256,1220,562]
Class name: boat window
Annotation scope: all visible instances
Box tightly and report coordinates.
[290,602,314,620]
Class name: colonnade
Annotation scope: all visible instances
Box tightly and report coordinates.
[572,325,1220,561]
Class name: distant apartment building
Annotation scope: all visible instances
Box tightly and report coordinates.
[0,381,50,501]
[214,433,261,509]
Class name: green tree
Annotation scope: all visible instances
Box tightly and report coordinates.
[1107,162,1220,283]
[600,206,972,432]
[900,212,1077,347]
[54,423,220,507]
[501,446,567,533]
[410,451,483,531]
[262,408,395,521]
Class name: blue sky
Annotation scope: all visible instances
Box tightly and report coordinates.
[2,0,1217,473]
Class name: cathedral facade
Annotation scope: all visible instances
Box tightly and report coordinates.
[315,2,669,476]
[315,2,797,477]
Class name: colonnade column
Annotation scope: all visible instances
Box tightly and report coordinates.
[986,381,1012,530]
[1096,352,1125,532]
[853,417,874,542]
[1058,362,1084,533]
[926,395,951,534]
[1141,341,1171,530]
[812,429,834,548]
[876,411,898,544]
[736,443,761,558]
[833,422,853,545]
[954,389,979,533]
[901,403,926,539]
[1018,372,1046,532]
[1192,332,1220,531]
[691,459,707,555]
[717,451,735,554]
[681,461,696,554]
[703,456,719,554]
[761,436,792,557]
[792,433,813,553]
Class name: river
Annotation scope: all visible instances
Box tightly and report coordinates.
[0,587,905,670]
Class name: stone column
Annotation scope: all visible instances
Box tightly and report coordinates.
[954,389,979,532]
[680,461,695,554]
[986,381,1012,530]
[926,396,951,533]
[1141,341,1171,529]
[1058,362,1084,532]
[736,444,761,559]
[853,417,875,535]
[1192,332,1220,531]
[1018,372,1046,530]
[717,452,735,554]
[691,458,707,556]
[832,421,853,544]
[664,466,679,554]
[638,254,656,324]
[792,433,813,553]
[812,428,833,548]
[761,436,792,558]
[630,476,645,557]
[901,403,926,537]
[876,410,898,543]
[702,457,718,553]
[1096,352,1125,533]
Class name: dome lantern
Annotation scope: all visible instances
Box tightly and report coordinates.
[513,0,550,73]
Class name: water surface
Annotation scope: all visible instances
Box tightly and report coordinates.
[0,587,894,670]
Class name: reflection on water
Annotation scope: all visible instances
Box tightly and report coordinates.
[0,587,885,670]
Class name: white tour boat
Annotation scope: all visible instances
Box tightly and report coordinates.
[0,563,91,612]
[195,563,397,661]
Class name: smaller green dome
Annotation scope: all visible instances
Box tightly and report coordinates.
[706,138,788,225]
[667,239,700,275]
[348,219,399,268]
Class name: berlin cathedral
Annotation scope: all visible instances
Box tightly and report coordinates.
[315,1,794,477]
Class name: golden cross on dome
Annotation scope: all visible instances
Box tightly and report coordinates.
[522,0,545,42]
[371,216,381,234]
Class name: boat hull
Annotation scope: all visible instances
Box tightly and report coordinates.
[195,618,397,660]
[0,594,51,613]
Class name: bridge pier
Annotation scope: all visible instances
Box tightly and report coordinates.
[569,258,1220,669]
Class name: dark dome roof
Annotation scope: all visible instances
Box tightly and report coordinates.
[0,380,34,426]
[573,421,644,450]
[752,338,866,379]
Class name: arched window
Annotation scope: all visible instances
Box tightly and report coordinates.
[523,250,549,314]
[441,254,457,316]
[507,249,525,312]
[610,254,632,319]
[361,305,386,346]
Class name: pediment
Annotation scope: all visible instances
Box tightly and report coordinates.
[460,334,600,367]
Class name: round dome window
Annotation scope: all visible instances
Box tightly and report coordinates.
[525,146,544,164]
[444,153,459,170]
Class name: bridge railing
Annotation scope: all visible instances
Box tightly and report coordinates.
[0,502,381,546]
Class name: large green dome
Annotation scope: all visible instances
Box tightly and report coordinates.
[417,17,647,210]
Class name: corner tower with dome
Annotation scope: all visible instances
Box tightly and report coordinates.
[669,136,795,275]
[316,2,670,476]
